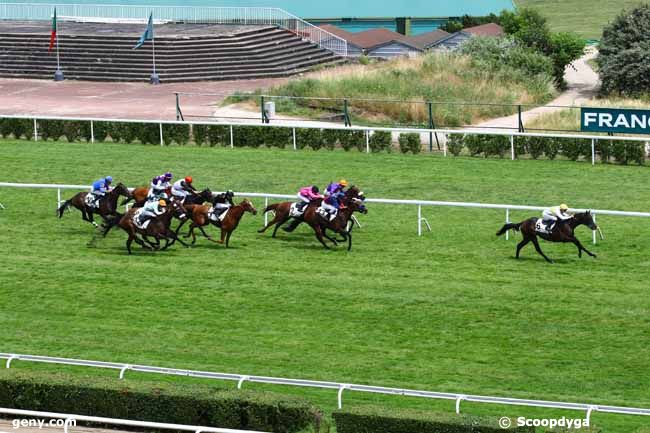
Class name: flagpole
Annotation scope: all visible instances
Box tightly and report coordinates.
[53,7,64,81]
[150,13,160,85]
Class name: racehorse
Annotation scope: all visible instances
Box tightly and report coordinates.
[57,183,131,227]
[103,199,189,254]
[496,211,598,263]
[181,199,257,248]
[121,187,212,208]
[308,197,367,251]
[258,186,364,237]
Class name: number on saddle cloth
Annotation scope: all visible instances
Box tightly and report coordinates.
[289,202,306,218]
[535,219,553,234]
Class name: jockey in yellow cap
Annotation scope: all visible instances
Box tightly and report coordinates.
[541,203,572,233]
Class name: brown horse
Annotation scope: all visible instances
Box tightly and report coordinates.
[496,211,598,263]
[258,186,363,237]
[305,197,367,251]
[103,199,189,254]
[181,199,257,247]
[57,183,131,227]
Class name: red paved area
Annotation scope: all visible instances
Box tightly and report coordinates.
[0,77,287,120]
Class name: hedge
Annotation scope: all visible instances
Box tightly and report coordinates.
[0,369,324,433]
[399,133,422,154]
[333,406,533,433]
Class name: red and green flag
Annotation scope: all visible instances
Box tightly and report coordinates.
[48,8,57,53]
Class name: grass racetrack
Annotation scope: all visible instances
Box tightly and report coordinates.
[1,139,649,431]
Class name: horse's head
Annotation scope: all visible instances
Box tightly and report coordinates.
[199,188,212,203]
[350,197,368,214]
[574,210,598,230]
[169,199,188,221]
[239,199,257,215]
[113,183,131,197]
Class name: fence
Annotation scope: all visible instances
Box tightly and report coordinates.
[2,181,650,243]
[1,113,649,165]
[0,407,267,433]
[1,353,650,423]
[0,3,348,56]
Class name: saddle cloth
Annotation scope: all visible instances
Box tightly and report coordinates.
[535,219,552,234]
[316,205,336,221]
[208,207,229,222]
[85,194,97,207]
[133,209,152,230]
[289,203,306,218]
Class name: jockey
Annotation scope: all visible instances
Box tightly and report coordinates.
[325,179,348,197]
[138,198,167,226]
[321,189,346,221]
[542,203,572,232]
[282,185,323,233]
[90,176,113,208]
[171,176,197,203]
[209,190,235,222]
[147,172,173,201]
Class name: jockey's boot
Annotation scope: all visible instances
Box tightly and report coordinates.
[138,214,149,226]
[546,221,555,233]
[282,219,301,232]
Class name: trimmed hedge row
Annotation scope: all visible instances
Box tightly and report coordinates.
[0,369,324,433]
[447,134,646,165]
[333,406,534,433]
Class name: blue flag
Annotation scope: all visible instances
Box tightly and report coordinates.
[133,13,153,49]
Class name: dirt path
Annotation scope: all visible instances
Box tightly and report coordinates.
[475,48,600,130]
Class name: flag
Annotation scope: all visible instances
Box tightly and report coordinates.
[133,13,153,49]
[48,8,57,53]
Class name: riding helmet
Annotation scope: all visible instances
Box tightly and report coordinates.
[105,176,113,183]
[339,179,349,187]
[159,199,167,207]
[185,176,193,183]
[560,203,569,211]
[164,172,173,179]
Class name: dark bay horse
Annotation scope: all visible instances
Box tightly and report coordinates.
[181,199,257,247]
[103,199,189,254]
[57,183,131,227]
[496,211,598,263]
[303,197,368,251]
[258,186,364,237]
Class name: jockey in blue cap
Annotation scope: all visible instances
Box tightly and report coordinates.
[89,176,113,208]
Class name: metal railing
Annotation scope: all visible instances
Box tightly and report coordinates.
[0,407,267,433]
[1,181,649,242]
[1,353,650,423]
[0,3,348,56]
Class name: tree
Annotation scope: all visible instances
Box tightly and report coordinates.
[549,32,587,89]
[598,5,650,95]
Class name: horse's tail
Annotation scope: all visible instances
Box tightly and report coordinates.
[57,199,72,218]
[264,203,280,213]
[102,212,123,237]
[496,222,522,237]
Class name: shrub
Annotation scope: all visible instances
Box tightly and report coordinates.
[369,131,392,153]
[264,127,292,149]
[163,124,191,146]
[39,120,66,141]
[465,134,484,156]
[399,133,422,154]
[193,124,208,146]
[562,138,591,161]
[612,140,646,165]
[0,370,324,433]
[544,137,562,160]
[63,121,82,142]
[339,130,365,152]
[296,128,323,150]
[106,122,125,142]
[484,135,510,158]
[138,123,162,145]
[322,129,339,150]
[80,121,109,143]
[0,118,12,137]
[596,139,613,163]
[333,406,533,433]
[445,134,463,156]
[0,118,33,139]
[232,126,264,147]
[522,136,544,159]
[207,125,230,147]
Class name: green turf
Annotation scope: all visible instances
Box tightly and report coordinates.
[515,0,640,40]
[1,139,649,432]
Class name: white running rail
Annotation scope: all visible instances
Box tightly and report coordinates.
[1,182,650,243]
[0,407,267,433]
[0,3,348,56]
[1,353,650,423]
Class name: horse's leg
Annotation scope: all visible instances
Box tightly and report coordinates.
[175,219,187,237]
[167,229,190,248]
[199,225,218,243]
[313,226,331,250]
[323,229,339,246]
[126,235,134,255]
[571,237,597,258]
[187,223,198,245]
[531,237,553,263]
[516,238,530,259]
[346,231,352,251]
[271,216,290,238]
[225,231,232,248]
[258,214,281,233]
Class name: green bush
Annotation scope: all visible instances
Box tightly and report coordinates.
[163,124,191,146]
[0,370,324,433]
[544,137,562,160]
[322,129,339,151]
[63,121,82,142]
[193,124,208,146]
[333,406,533,433]
[296,128,323,150]
[399,133,422,154]
[465,134,484,156]
[339,130,365,152]
[370,131,392,153]
[207,125,230,147]
[39,119,66,141]
[446,134,464,156]
[562,138,591,161]
[80,121,109,143]
[596,139,613,163]
[232,126,265,148]
[612,140,646,165]
[522,135,545,159]
[484,135,510,158]
[0,118,33,139]
[138,123,162,145]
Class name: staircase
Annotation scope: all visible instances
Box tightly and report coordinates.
[0,26,345,82]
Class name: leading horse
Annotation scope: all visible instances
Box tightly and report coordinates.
[496,211,598,263]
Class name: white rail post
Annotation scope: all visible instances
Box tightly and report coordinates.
[443,137,447,157]
[159,123,164,146]
[264,196,269,226]
[90,120,95,143]
[591,138,595,165]
[33,118,38,141]
[57,188,61,209]
[505,208,510,241]
[455,395,465,414]
[510,135,515,160]
[417,205,422,236]
[230,125,234,148]
[337,384,349,409]
[592,213,597,245]
[365,130,370,153]
[292,127,296,150]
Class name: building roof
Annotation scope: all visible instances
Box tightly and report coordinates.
[401,29,450,50]
[462,23,505,37]
[319,25,414,50]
